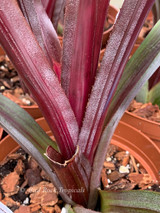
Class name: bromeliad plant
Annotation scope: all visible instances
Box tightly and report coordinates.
[0,0,160,211]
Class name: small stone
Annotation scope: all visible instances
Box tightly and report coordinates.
[61,208,67,213]
[22,98,31,105]
[119,166,130,174]
[23,197,29,205]
[107,179,111,184]
[0,65,8,72]
[107,169,112,174]
[106,157,112,162]
[14,205,31,213]
[0,86,5,90]
[1,171,19,196]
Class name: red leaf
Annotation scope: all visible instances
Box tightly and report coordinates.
[78,0,155,163]
[46,147,91,206]
[18,0,61,71]
[61,0,109,127]
[149,66,160,89]
[0,0,79,160]
[41,0,65,30]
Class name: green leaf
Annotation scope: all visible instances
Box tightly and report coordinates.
[106,20,160,125]
[148,82,160,107]
[0,0,79,160]
[100,190,160,213]
[61,0,110,128]
[78,0,155,164]
[64,204,99,213]
[64,205,75,213]
[89,20,160,209]
[135,81,149,104]
[73,206,100,213]
[0,94,57,155]
[0,94,75,205]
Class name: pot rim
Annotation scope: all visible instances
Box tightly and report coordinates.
[0,117,159,183]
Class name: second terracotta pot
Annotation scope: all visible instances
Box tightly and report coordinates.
[0,118,159,182]
[113,121,160,182]
[121,111,160,149]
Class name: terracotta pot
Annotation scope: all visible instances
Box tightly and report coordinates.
[22,105,42,119]
[146,10,154,22]
[112,121,160,182]
[0,117,48,162]
[0,135,19,162]
[130,43,140,56]
[0,46,42,119]
[1,118,159,183]
[135,36,144,45]
[138,10,153,42]
[102,5,119,49]
[101,7,153,58]
[121,111,160,149]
